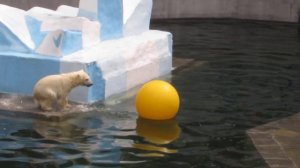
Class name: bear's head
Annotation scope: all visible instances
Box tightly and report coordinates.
[76,70,93,87]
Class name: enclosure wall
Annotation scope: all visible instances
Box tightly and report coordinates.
[1,0,300,22]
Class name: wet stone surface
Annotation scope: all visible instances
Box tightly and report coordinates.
[248,113,300,168]
[0,93,99,121]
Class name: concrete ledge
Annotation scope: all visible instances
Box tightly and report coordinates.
[0,93,98,121]
[248,113,300,168]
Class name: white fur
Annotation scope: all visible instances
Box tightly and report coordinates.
[33,70,93,111]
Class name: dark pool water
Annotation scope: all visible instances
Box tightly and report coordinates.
[1,19,300,168]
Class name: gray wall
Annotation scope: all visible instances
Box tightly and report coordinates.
[0,0,78,10]
[152,0,300,22]
[1,0,300,22]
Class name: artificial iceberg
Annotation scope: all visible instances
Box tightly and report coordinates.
[0,0,172,103]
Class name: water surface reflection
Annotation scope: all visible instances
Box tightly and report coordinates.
[1,19,300,167]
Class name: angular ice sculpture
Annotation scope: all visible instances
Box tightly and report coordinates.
[0,0,173,103]
[78,0,123,40]
[123,0,153,36]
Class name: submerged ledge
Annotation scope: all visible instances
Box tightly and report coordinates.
[0,93,101,121]
[248,113,300,168]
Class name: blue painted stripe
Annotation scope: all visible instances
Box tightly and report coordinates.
[98,0,123,40]
[53,33,63,48]
[86,62,105,102]
[25,16,46,49]
[61,30,82,56]
[0,53,60,95]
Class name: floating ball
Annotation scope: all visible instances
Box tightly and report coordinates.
[135,80,180,120]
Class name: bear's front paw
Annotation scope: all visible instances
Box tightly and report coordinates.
[41,106,53,111]
[63,103,72,109]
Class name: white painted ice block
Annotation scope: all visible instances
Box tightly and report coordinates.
[26,7,101,57]
[0,5,34,52]
[56,5,78,17]
[0,5,101,57]
[0,0,153,57]
[0,31,172,103]
[123,0,152,36]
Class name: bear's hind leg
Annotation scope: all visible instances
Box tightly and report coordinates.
[58,97,71,109]
[39,99,54,111]
[33,98,41,108]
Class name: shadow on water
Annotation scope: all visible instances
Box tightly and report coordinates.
[0,19,300,167]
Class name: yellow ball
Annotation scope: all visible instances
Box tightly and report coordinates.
[135,80,180,120]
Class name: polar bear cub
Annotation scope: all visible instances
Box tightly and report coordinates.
[33,70,93,111]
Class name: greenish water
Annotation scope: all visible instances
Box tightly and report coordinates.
[1,19,300,167]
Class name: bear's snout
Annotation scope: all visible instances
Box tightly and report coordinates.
[87,83,93,87]
[83,78,93,87]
